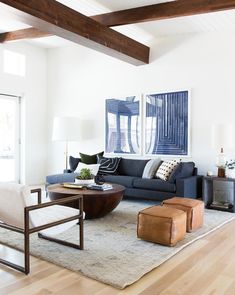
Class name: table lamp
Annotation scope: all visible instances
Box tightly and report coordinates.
[52,116,81,170]
[212,124,235,177]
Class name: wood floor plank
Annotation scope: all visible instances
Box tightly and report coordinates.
[53,280,104,295]
[224,279,235,295]
[33,289,53,295]
[0,264,63,294]
[7,269,71,295]
[202,274,234,295]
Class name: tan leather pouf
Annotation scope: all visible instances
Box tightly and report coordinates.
[162,197,204,232]
[137,205,186,246]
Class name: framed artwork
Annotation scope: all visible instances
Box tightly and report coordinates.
[144,90,190,156]
[105,95,141,154]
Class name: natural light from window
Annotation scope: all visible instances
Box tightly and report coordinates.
[3,49,26,77]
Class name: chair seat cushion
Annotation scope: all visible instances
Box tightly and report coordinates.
[133,178,176,192]
[30,205,82,235]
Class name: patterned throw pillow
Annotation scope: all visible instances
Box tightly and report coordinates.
[156,159,179,181]
[98,157,121,175]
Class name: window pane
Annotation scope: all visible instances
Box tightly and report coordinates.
[3,49,26,77]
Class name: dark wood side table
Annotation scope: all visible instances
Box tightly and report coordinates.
[203,176,235,212]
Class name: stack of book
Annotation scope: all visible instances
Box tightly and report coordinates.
[87,183,113,191]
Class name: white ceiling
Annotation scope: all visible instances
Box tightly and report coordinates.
[0,0,235,48]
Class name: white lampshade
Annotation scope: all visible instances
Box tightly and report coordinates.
[52,117,81,142]
[211,124,235,149]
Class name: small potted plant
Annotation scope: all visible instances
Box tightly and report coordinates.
[75,168,94,185]
[225,160,235,178]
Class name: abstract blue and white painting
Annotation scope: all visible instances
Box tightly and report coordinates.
[145,91,189,156]
[105,96,141,154]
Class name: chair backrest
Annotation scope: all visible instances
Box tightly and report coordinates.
[0,183,34,229]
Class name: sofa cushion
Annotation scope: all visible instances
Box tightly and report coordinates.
[103,175,136,188]
[79,151,104,164]
[98,157,121,174]
[156,159,179,181]
[133,178,176,193]
[117,159,149,177]
[168,162,195,183]
[69,156,80,172]
[142,158,162,179]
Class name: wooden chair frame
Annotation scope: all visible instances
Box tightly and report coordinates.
[0,188,83,274]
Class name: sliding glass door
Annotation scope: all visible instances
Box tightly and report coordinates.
[0,94,21,182]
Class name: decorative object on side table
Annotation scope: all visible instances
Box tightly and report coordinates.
[212,124,235,178]
[225,159,235,178]
[75,168,94,185]
[216,147,226,178]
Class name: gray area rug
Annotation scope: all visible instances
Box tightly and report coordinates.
[0,200,235,289]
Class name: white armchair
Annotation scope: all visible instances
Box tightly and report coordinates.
[0,183,83,274]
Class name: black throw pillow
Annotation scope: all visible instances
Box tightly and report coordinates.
[98,157,121,175]
[79,151,104,164]
[69,156,80,172]
[168,162,195,183]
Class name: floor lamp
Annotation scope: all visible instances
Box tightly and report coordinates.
[52,117,81,171]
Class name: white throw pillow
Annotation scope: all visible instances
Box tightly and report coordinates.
[142,158,162,179]
[156,159,179,181]
[75,162,100,176]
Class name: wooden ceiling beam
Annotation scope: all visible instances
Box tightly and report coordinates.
[0,27,52,43]
[2,0,235,44]
[0,0,149,65]
[92,0,235,27]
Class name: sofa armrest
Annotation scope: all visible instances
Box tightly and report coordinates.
[176,175,202,199]
[63,169,72,173]
[46,173,78,185]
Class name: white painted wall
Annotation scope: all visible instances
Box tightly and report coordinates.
[0,42,48,185]
[47,31,235,176]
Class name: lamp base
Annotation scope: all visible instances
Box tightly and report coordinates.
[217,167,226,178]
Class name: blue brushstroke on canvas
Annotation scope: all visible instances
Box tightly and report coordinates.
[105,96,140,154]
[145,91,189,155]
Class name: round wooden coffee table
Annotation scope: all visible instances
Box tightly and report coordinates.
[47,183,125,219]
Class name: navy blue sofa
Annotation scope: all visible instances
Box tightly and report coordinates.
[46,158,202,201]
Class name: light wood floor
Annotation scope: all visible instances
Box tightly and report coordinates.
[1,219,235,295]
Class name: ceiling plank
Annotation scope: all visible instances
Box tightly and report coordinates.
[92,0,235,27]
[0,0,149,65]
[0,27,52,43]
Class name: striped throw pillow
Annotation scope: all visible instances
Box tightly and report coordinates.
[98,157,121,175]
